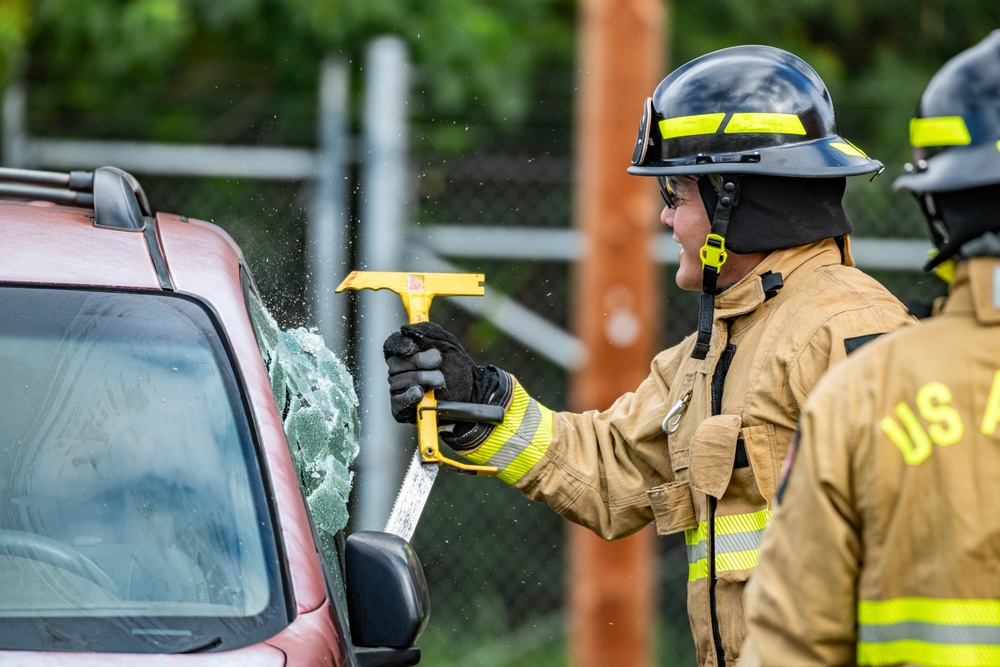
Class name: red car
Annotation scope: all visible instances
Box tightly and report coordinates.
[0,166,427,666]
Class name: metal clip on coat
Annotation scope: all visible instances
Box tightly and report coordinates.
[337,271,501,540]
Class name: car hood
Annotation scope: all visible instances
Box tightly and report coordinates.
[0,644,287,666]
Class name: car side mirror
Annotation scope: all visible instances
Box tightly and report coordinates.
[345,531,430,667]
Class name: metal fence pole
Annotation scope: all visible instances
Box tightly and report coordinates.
[308,57,351,355]
[355,36,412,531]
[2,83,27,167]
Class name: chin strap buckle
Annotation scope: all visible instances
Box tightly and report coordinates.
[700,233,728,273]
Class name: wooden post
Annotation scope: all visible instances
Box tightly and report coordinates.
[568,0,665,666]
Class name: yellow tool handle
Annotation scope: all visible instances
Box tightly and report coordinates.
[338,270,498,476]
[410,307,497,476]
[415,397,495,475]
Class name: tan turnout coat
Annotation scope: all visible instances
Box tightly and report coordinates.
[742,257,1000,667]
[510,238,915,666]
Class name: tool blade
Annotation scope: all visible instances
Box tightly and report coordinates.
[383,450,439,541]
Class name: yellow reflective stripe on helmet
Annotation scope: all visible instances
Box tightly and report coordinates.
[685,508,771,582]
[659,112,806,139]
[724,112,806,135]
[659,113,726,139]
[910,116,972,148]
[858,598,1000,666]
[464,381,553,484]
[830,140,869,158]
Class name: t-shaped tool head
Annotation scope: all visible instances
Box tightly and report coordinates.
[336,271,485,324]
[337,270,498,476]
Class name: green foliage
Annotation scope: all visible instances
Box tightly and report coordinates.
[17,0,574,149]
[14,0,996,165]
[0,0,31,87]
[671,0,1000,173]
[6,0,1000,157]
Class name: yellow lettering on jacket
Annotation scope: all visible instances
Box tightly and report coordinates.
[881,403,932,465]
[880,381,966,466]
[916,382,963,446]
[981,370,1000,435]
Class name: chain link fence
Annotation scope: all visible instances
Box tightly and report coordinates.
[134,138,946,666]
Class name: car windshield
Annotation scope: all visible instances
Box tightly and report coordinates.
[0,287,287,653]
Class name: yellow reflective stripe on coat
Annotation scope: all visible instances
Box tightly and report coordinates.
[858,598,1000,666]
[684,507,771,582]
[910,116,972,148]
[685,521,709,582]
[464,382,553,484]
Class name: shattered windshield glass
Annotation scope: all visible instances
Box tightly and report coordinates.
[246,290,360,583]
[0,287,286,653]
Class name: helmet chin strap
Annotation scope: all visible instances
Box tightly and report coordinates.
[913,192,957,282]
[692,175,741,360]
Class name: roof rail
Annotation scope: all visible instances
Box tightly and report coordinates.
[0,167,95,207]
[92,167,147,230]
[0,166,153,230]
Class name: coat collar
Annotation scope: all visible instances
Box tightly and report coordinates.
[712,238,847,321]
[942,257,1000,325]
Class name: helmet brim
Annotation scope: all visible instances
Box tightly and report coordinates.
[893,142,1000,193]
[627,136,883,179]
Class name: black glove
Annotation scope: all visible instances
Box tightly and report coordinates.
[383,322,511,450]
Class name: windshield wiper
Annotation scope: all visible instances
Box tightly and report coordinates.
[173,636,223,654]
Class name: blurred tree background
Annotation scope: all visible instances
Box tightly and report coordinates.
[9,1,992,172]
[2,1,998,665]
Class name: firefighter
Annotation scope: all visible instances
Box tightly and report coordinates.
[741,30,1000,667]
[384,45,915,666]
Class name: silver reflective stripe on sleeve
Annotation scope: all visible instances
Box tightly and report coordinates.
[465,381,553,484]
[858,598,1000,666]
[714,508,770,572]
[685,508,771,582]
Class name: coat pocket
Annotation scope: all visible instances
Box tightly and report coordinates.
[741,423,780,506]
[688,413,742,499]
[717,567,751,584]
[647,481,696,536]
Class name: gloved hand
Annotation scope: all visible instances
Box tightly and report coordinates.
[383,322,512,450]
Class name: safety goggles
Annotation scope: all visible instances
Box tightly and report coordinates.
[657,175,700,208]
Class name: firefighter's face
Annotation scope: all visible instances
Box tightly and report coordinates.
[660,176,710,291]
[660,176,769,292]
